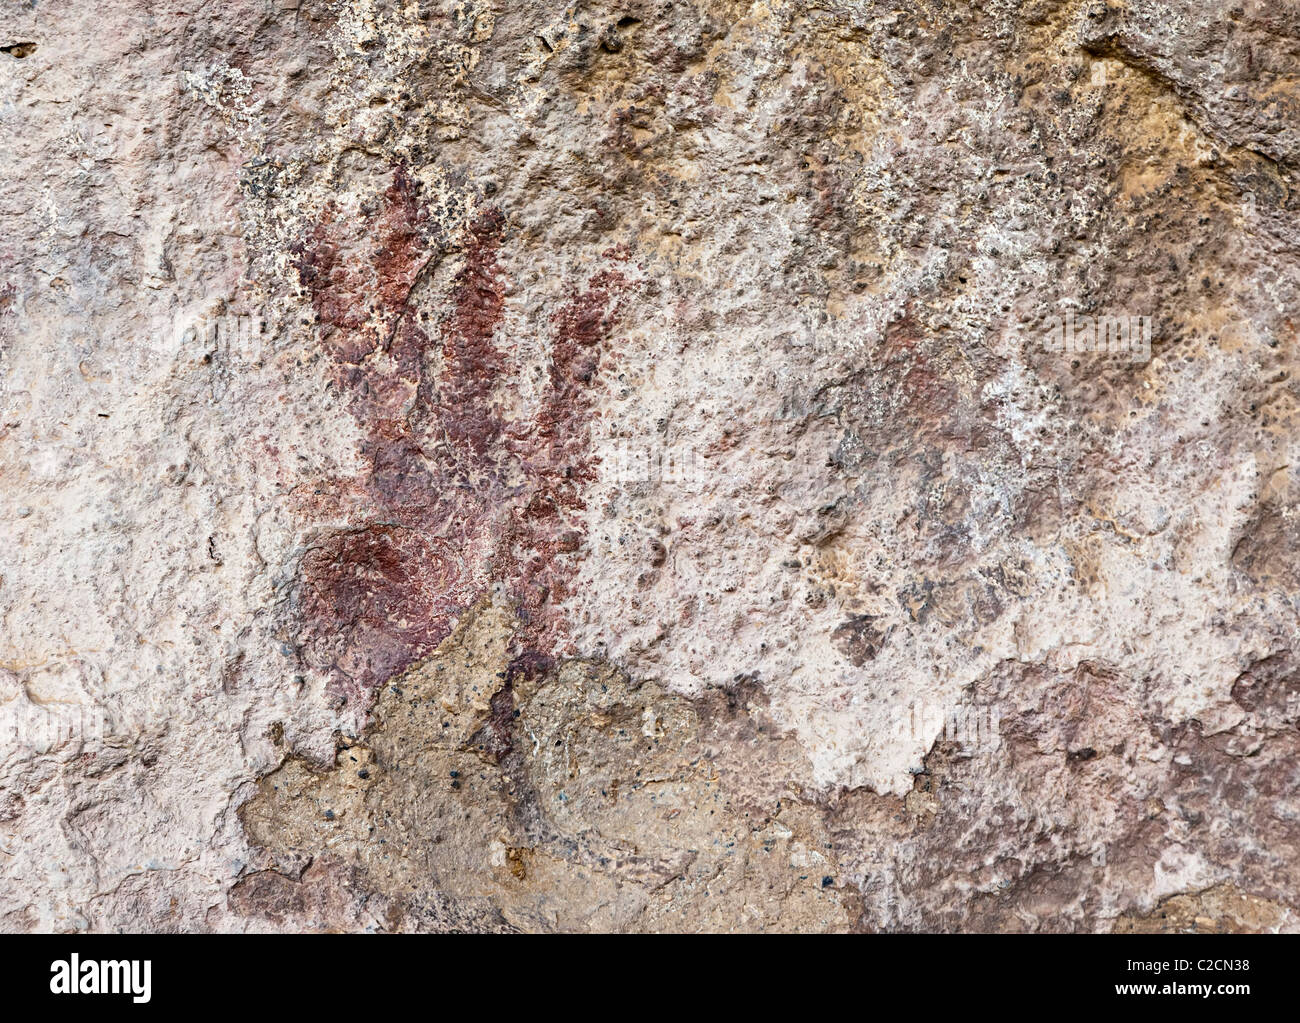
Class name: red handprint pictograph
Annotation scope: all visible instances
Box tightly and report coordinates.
[291,165,632,717]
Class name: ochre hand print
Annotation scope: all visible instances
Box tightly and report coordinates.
[292,166,633,714]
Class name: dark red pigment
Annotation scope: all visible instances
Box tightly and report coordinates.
[291,166,632,712]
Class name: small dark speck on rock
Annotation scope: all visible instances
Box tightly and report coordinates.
[822,876,834,888]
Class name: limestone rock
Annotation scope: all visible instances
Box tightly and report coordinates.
[1,0,1298,932]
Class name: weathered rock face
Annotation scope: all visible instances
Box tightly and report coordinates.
[1,0,1298,932]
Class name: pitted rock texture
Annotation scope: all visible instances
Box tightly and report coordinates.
[1,0,1299,932]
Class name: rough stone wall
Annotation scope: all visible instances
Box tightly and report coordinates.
[1,0,1298,932]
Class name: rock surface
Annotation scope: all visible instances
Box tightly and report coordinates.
[1,0,1298,932]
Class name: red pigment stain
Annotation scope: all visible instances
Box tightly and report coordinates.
[291,166,633,711]
[496,269,627,654]
[436,206,508,461]
[880,310,966,442]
